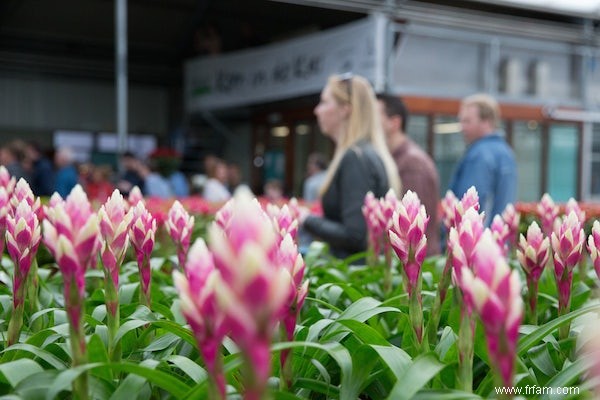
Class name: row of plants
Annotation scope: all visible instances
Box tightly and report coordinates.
[0,164,599,399]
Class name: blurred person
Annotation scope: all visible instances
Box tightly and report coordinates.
[301,74,401,259]
[377,93,441,255]
[116,151,145,196]
[302,152,328,203]
[264,179,285,203]
[149,147,190,197]
[449,93,517,225]
[86,164,115,204]
[0,140,28,181]
[24,141,54,196]
[202,157,231,202]
[136,158,174,199]
[227,162,251,193]
[54,146,79,198]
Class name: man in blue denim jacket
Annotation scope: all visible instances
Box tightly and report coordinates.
[449,94,517,225]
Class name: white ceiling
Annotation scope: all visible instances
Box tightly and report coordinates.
[475,0,600,17]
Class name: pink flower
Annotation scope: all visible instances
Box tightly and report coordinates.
[389,190,429,296]
[278,234,308,340]
[517,221,550,282]
[565,198,586,226]
[501,203,520,250]
[209,188,292,395]
[0,188,10,256]
[440,190,459,230]
[537,193,559,238]
[166,200,195,268]
[0,166,16,194]
[588,220,600,280]
[174,238,226,399]
[516,221,550,323]
[448,207,485,286]
[214,198,233,231]
[43,185,101,299]
[266,203,299,244]
[490,215,510,256]
[6,201,41,309]
[551,211,585,320]
[129,201,157,307]
[362,191,385,257]
[98,190,132,288]
[460,230,523,387]
[10,179,42,219]
[455,187,481,227]
[128,186,144,207]
[43,185,101,344]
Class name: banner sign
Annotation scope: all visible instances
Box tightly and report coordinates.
[184,17,377,112]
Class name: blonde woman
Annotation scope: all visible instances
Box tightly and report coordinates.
[302,74,401,258]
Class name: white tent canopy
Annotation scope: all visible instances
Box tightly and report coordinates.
[474,0,600,18]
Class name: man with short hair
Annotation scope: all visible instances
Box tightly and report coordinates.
[377,93,441,255]
[449,93,517,225]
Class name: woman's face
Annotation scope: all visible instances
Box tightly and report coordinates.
[314,85,348,141]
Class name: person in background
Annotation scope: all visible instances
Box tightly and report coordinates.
[86,164,115,204]
[377,93,441,255]
[202,157,231,202]
[301,74,401,259]
[449,93,517,225]
[227,162,251,193]
[302,152,328,203]
[54,146,79,198]
[116,151,145,196]
[24,141,54,196]
[264,179,285,203]
[136,158,174,199]
[149,148,190,198]
[0,140,28,181]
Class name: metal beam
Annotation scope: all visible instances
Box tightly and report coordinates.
[116,0,128,154]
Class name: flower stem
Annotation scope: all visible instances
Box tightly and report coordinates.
[526,277,539,325]
[427,254,452,346]
[7,300,24,347]
[457,305,474,393]
[67,281,88,400]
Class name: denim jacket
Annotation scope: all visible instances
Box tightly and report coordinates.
[449,133,517,225]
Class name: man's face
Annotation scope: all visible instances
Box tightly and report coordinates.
[459,104,487,144]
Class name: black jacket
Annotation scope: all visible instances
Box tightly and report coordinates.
[303,140,389,258]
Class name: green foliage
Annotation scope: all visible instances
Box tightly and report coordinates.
[1,223,599,399]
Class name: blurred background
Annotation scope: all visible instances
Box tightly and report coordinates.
[2,0,600,201]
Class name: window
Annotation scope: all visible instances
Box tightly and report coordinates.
[548,124,579,201]
[513,121,542,202]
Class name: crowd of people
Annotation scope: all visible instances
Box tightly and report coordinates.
[299,73,516,259]
[0,74,516,261]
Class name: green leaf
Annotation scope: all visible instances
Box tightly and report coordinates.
[538,358,590,400]
[518,303,600,356]
[271,341,352,399]
[344,345,379,399]
[386,353,446,400]
[1,344,67,370]
[294,377,340,397]
[0,359,44,387]
[166,355,207,383]
[13,370,61,400]
[370,345,412,381]
[47,362,191,400]
[144,333,180,352]
[337,319,390,346]
[110,360,159,400]
[528,342,559,378]
[411,390,482,399]
[88,334,112,382]
[338,297,399,322]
